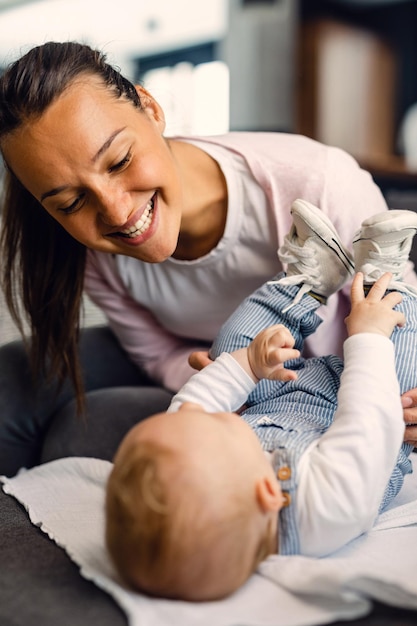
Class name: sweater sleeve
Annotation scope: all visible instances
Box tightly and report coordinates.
[296,333,405,557]
[168,352,256,414]
[84,251,209,391]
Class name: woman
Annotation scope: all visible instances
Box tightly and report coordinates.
[1,41,416,477]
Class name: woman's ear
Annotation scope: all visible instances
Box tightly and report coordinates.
[135,85,166,132]
[256,475,283,513]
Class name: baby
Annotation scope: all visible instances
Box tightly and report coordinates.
[106,201,417,601]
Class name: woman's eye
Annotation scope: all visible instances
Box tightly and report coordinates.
[58,196,84,215]
[109,151,132,173]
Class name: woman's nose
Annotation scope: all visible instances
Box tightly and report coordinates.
[96,186,132,227]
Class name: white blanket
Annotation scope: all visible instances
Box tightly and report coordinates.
[2,454,417,626]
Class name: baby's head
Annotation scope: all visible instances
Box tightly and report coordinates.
[105,403,283,601]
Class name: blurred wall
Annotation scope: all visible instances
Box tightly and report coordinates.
[0,0,227,80]
[221,0,298,132]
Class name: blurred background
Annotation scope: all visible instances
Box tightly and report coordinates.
[1,0,417,342]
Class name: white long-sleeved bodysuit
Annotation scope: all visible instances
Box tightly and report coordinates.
[168,334,405,557]
[84,132,417,391]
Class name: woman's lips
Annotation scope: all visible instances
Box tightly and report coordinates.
[108,194,155,240]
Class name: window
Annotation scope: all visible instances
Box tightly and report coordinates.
[136,43,229,136]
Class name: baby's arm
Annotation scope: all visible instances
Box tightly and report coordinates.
[169,325,300,413]
[297,273,406,556]
[168,352,256,413]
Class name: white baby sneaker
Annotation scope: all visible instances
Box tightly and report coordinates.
[353,209,417,296]
[274,199,354,310]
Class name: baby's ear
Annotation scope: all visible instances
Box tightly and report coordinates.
[256,476,283,513]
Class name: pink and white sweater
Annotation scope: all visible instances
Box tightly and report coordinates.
[84,132,416,391]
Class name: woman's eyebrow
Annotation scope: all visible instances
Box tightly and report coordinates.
[40,185,69,202]
[40,127,128,202]
[92,127,126,163]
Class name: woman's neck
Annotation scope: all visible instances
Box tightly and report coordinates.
[167,139,228,260]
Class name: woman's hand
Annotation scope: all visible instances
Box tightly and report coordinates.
[401,391,417,446]
[188,350,212,371]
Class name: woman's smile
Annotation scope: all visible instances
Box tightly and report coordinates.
[105,192,157,246]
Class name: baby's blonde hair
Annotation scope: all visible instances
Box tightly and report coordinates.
[105,439,275,600]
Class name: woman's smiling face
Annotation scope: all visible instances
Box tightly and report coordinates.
[1,76,184,262]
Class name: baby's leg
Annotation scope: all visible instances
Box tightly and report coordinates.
[352,209,417,508]
[210,277,322,359]
[212,199,354,359]
[381,293,417,508]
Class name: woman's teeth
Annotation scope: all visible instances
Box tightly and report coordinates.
[119,199,154,238]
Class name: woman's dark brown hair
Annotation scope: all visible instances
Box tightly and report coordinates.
[0,41,143,411]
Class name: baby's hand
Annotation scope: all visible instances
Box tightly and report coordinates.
[345,272,406,338]
[247,324,300,382]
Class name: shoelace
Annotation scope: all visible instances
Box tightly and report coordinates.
[361,263,417,297]
[268,236,322,311]
[360,246,417,297]
[362,248,409,281]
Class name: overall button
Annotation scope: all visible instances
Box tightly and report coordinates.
[277,466,291,481]
[281,491,291,507]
